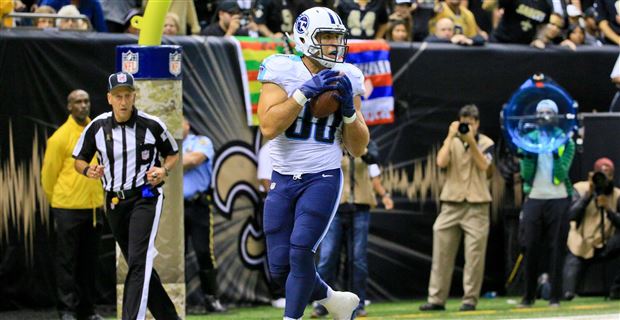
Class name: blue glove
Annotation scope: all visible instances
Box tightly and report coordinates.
[335,75,355,118]
[298,69,340,99]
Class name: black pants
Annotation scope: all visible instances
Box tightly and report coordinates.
[520,197,570,303]
[563,232,620,295]
[53,208,102,317]
[184,195,218,297]
[106,189,178,320]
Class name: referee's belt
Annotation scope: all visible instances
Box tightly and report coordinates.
[107,188,142,200]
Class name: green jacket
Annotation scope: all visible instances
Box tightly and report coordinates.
[519,131,575,197]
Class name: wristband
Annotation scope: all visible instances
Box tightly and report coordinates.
[292,89,308,106]
[82,166,90,177]
[343,112,357,124]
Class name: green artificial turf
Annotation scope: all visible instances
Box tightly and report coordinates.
[178,297,619,319]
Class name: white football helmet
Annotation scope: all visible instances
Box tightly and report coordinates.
[293,7,348,68]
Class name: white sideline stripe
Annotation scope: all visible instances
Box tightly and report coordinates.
[137,187,164,320]
[313,169,344,252]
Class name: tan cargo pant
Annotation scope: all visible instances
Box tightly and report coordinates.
[427,201,490,306]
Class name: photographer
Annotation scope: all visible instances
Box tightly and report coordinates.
[563,158,620,301]
[201,1,251,36]
[420,104,494,312]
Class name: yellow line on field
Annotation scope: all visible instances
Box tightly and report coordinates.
[509,307,552,313]
[570,304,609,310]
[453,310,498,315]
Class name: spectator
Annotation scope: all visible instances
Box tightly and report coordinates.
[182,118,226,313]
[39,0,107,31]
[388,0,414,40]
[143,0,200,35]
[386,19,411,41]
[100,0,137,33]
[425,17,485,45]
[517,99,575,308]
[163,12,180,35]
[123,8,141,35]
[428,0,485,39]
[488,0,562,47]
[419,105,494,312]
[337,0,389,39]
[312,143,394,318]
[566,4,582,26]
[584,6,603,45]
[595,0,620,44]
[412,0,435,40]
[57,5,88,30]
[34,5,56,29]
[201,1,250,36]
[560,23,586,50]
[563,157,620,301]
[256,141,286,309]
[195,0,217,30]
[41,89,104,320]
[0,0,14,28]
[253,0,294,37]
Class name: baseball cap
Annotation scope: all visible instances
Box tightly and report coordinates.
[594,157,615,172]
[108,71,135,92]
[536,99,558,114]
[584,7,598,18]
[566,4,582,17]
[218,1,240,13]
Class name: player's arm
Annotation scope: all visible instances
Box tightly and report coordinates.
[258,69,340,139]
[342,95,369,157]
[258,83,305,140]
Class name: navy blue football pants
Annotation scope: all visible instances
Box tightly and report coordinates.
[264,168,343,319]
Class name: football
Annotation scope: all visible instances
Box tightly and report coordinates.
[309,90,341,118]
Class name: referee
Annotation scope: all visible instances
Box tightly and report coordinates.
[72,71,180,320]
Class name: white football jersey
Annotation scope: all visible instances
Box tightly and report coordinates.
[258,54,365,175]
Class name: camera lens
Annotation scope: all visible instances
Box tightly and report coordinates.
[458,122,470,134]
[592,171,608,195]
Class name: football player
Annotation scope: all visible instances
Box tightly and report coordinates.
[257,6,370,320]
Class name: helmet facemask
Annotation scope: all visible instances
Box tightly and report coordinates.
[305,29,349,68]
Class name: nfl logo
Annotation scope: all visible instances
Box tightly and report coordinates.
[117,73,127,83]
[169,51,182,77]
[141,149,150,161]
[122,51,139,74]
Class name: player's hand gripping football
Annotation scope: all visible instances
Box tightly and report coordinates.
[335,75,355,121]
[298,69,340,99]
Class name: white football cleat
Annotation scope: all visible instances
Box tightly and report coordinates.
[321,291,359,320]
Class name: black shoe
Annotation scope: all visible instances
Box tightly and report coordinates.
[59,312,77,320]
[84,314,105,320]
[310,304,329,318]
[517,299,534,308]
[563,292,575,301]
[205,295,227,312]
[459,304,476,311]
[609,290,620,300]
[419,303,445,311]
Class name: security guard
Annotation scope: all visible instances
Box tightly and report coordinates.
[182,117,225,312]
[72,71,180,320]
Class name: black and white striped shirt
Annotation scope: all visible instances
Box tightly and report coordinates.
[72,108,178,192]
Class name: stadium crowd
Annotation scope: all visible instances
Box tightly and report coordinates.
[0,0,617,49]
